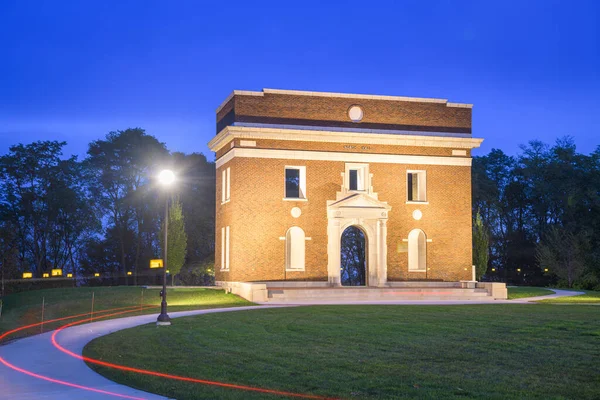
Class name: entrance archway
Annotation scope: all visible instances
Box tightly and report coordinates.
[340,226,367,286]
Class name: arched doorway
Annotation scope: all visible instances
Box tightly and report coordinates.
[340,226,367,286]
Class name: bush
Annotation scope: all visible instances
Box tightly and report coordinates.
[175,260,215,286]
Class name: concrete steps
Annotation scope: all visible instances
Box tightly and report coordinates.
[266,286,492,302]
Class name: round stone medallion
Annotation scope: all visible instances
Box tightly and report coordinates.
[348,105,364,122]
[412,209,423,220]
[291,207,302,218]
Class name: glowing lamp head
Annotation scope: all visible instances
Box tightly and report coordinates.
[158,169,175,185]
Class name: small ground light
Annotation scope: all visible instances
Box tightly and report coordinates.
[94,273,100,277]
[491,268,496,272]
[43,273,50,278]
[544,268,549,272]
[517,268,521,272]
[127,271,132,276]
[67,273,73,278]
[22,272,33,279]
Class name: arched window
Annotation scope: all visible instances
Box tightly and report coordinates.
[286,227,305,270]
[408,229,426,271]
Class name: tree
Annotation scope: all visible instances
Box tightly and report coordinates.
[170,152,215,265]
[161,198,187,286]
[536,226,585,288]
[0,141,97,276]
[86,129,168,283]
[473,211,489,280]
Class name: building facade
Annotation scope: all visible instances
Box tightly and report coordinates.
[209,89,483,287]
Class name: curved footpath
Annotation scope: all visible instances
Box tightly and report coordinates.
[0,290,584,400]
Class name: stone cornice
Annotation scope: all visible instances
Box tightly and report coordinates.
[208,126,484,153]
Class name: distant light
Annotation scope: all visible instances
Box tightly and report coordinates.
[67,273,73,278]
[42,273,50,278]
[166,270,170,274]
[94,273,100,277]
[51,269,63,277]
[158,169,175,185]
[127,271,132,276]
[22,272,33,279]
[491,268,496,272]
[544,268,549,272]
[517,268,521,272]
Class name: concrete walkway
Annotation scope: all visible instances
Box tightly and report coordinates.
[512,288,585,302]
[0,306,280,400]
[0,289,585,400]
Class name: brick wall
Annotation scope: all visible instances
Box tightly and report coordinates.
[217,92,471,134]
[214,156,473,283]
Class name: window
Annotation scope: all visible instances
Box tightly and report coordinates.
[407,170,426,202]
[285,227,305,270]
[221,167,230,203]
[284,166,306,199]
[345,163,369,191]
[221,226,230,270]
[408,229,426,272]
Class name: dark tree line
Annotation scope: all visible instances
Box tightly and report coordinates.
[0,129,215,288]
[473,137,600,288]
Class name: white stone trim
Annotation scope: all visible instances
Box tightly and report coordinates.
[208,126,482,153]
[216,148,472,168]
[216,88,472,108]
[452,149,468,156]
[234,122,473,138]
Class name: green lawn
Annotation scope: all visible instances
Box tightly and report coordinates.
[84,305,600,400]
[507,286,554,299]
[537,290,600,304]
[0,287,252,340]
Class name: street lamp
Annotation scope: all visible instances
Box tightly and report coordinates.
[157,169,175,326]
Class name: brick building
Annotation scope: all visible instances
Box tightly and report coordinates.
[209,88,486,291]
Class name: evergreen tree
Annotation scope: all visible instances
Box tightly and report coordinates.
[473,211,489,280]
[161,198,187,285]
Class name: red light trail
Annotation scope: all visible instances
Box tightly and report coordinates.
[0,305,155,400]
[2,305,341,399]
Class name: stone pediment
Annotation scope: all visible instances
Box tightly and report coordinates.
[328,193,391,212]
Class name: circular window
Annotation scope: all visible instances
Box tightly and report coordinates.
[348,105,364,122]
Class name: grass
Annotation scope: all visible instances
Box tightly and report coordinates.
[507,286,554,299]
[537,290,600,304]
[0,287,253,340]
[84,305,600,400]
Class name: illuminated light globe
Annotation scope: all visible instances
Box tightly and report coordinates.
[158,169,175,185]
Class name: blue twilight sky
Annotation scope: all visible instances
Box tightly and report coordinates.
[1,0,598,160]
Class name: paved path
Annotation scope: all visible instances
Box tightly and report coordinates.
[0,306,280,400]
[0,289,585,400]
[512,288,585,302]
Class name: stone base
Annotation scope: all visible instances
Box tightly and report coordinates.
[217,281,508,302]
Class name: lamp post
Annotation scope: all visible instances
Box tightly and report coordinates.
[157,169,175,326]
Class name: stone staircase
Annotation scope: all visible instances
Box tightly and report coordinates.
[217,281,507,303]
[265,282,493,303]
